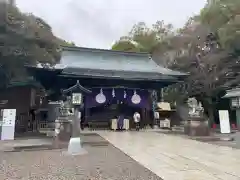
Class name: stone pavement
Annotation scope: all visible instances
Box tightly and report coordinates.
[0,134,161,180]
[97,131,240,180]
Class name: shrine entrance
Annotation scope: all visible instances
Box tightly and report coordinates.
[26,46,187,133]
[85,88,150,130]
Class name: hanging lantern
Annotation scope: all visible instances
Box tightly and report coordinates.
[112,88,115,97]
[72,93,83,105]
[40,98,43,105]
[96,88,106,104]
[131,90,141,104]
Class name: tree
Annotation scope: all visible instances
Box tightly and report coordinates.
[200,0,240,52]
[112,0,240,125]
[58,39,76,47]
[112,40,141,52]
[162,20,240,125]
[0,2,71,85]
[112,21,174,55]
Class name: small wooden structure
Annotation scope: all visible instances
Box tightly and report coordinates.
[0,80,43,135]
[155,102,176,128]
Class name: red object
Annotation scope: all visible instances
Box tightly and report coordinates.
[232,124,236,129]
[212,124,217,129]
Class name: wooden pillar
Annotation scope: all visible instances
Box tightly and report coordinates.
[141,108,145,128]
[236,109,240,130]
[82,97,88,128]
[84,105,89,128]
[145,109,150,127]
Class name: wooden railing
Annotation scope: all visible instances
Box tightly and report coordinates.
[15,113,29,133]
[37,122,55,136]
[38,122,54,130]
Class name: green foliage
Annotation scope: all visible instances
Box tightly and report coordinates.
[57,39,76,47]
[3,6,60,64]
[112,1,240,123]
[200,0,240,51]
[113,0,240,106]
[0,2,73,85]
[111,21,174,54]
[112,40,142,52]
[218,15,240,51]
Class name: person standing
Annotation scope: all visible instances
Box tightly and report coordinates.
[133,112,140,131]
[117,114,124,131]
[154,111,160,128]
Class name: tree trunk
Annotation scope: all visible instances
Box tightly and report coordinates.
[207,106,214,128]
[202,97,215,128]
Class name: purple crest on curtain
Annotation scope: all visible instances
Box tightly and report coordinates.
[85,88,150,109]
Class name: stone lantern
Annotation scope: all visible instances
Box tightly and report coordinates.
[57,80,92,155]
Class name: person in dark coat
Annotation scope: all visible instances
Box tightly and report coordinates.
[117,114,124,130]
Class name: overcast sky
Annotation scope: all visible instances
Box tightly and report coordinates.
[16,0,206,49]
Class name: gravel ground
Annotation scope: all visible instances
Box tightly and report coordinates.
[0,133,162,180]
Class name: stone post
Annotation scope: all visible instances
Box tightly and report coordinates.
[67,106,86,155]
[53,119,61,148]
[71,108,81,137]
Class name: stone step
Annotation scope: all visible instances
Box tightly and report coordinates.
[39,128,55,137]
[171,125,184,132]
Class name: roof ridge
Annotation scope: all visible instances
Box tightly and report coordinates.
[60,46,187,76]
[61,45,149,57]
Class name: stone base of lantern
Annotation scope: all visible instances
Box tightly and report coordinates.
[53,118,72,149]
[184,117,210,136]
[58,121,72,141]
[67,137,87,155]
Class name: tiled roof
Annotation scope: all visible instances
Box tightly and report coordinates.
[59,46,187,77]
[223,88,240,98]
[61,68,178,81]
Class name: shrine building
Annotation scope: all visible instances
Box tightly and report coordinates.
[27,46,187,130]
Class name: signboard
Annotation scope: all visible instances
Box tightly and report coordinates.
[231,97,240,108]
[218,110,231,134]
[1,109,16,140]
[72,93,82,105]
